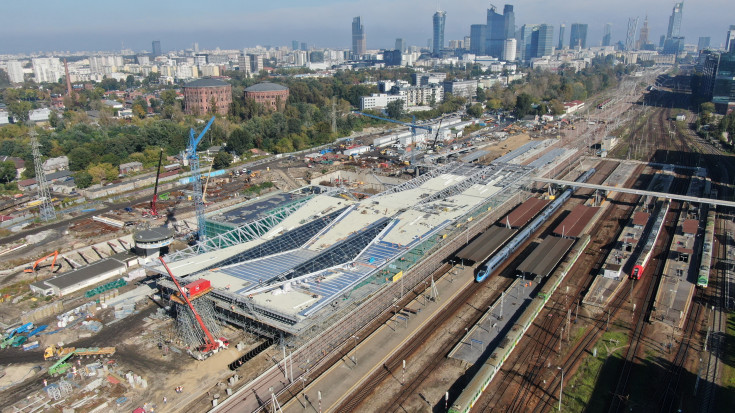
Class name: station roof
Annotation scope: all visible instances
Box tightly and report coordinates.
[553,204,599,238]
[455,226,516,263]
[517,237,575,277]
[681,219,699,235]
[632,212,650,227]
[504,197,549,228]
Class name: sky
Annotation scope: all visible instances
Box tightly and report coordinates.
[0,0,731,54]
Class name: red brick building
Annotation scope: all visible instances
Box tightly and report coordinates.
[183,78,232,115]
[244,82,289,111]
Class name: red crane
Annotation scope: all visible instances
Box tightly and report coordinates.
[158,257,227,354]
[148,148,164,217]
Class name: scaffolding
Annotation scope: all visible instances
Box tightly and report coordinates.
[174,297,223,348]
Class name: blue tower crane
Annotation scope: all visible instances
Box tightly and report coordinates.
[352,111,433,136]
[187,116,216,244]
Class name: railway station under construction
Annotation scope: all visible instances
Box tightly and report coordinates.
[147,150,563,344]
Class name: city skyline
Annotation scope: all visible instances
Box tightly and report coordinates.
[0,0,732,54]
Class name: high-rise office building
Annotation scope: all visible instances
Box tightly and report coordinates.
[433,10,447,56]
[395,38,406,53]
[602,23,612,47]
[697,37,711,51]
[502,38,517,61]
[667,2,683,39]
[470,24,487,55]
[558,24,566,50]
[503,5,515,40]
[486,6,505,57]
[569,23,588,49]
[352,16,366,57]
[301,42,308,51]
[537,24,554,57]
[292,41,299,51]
[519,24,553,61]
[726,26,735,53]
[152,40,161,57]
[713,52,735,109]
[637,17,649,49]
[6,61,24,83]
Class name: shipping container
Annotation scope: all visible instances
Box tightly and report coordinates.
[184,279,211,295]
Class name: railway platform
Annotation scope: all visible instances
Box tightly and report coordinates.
[281,264,472,413]
[448,275,538,365]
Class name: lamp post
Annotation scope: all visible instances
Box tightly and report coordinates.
[557,366,564,412]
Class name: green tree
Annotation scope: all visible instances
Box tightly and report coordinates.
[549,99,566,116]
[0,161,16,183]
[73,171,93,188]
[161,89,178,106]
[125,75,136,89]
[68,147,93,171]
[475,87,487,102]
[213,151,233,169]
[386,99,405,119]
[466,103,484,118]
[514,93,533,118]
[8,101,32,123]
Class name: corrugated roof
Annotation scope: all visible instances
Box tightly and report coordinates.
[183,78,230,88]
[455,226,516,263]
[553,204,599,238]
[681,219,699,235]
[504,198,549,228]
[632,212,650,227]
[517,237,575,277]
[244,82,288,92]
[41,258,126,290]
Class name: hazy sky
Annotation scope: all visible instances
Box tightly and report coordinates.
[1,0,731,53]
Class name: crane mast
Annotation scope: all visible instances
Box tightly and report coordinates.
[187,116,216,244]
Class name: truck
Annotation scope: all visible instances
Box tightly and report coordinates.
[44,346,116,360]
[49,352,75,376]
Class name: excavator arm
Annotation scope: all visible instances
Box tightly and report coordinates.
[24,251,60,273]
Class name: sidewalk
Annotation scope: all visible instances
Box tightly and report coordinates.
[283,265,474,412]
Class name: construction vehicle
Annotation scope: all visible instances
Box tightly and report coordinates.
[159,257,228,359]
[24,251,60,273]
[48,352,75,376]
[44,345,116,360]
[144,148,165,217]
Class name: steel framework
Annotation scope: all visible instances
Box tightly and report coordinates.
[30,131,56,221]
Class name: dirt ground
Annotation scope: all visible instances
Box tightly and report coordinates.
[478,133,534,163]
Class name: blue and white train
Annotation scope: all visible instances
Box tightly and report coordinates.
[475,168,596,282]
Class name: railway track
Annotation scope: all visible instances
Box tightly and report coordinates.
[471,164,647,412]
[340,163,617,412]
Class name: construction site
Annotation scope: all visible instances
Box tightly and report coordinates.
[0,69,734,413]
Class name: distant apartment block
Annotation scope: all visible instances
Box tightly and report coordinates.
[6,61,24,83]
[359,93,404,111]
[32,58,63,83]
[442,80,478,100]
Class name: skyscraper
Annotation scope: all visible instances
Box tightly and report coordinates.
[395,38,406,53]
[602,23,612,47]
[470,24,487,55]
[569,24,588,49]
[637,17,649,49]
[726,25,735,53]
[519,24,553,61]
[433,10,447,57]
[503,5,515,40]
[152,40,161,57]
[486,6,506,57]
[667,2,683,39]
[558,24,566,50]
[292,41,299,51]
[352,17,366,57]
[697,37,711,51]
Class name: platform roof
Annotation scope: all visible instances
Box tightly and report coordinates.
[682,219,699,235]
[208,193,304,226]
[455,226,517,263]
[553,204,599,238]
[504,197,549,228]
[517,237,575,277]
[632,212,651,227]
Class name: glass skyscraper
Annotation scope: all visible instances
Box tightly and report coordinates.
[602,23,612,47]
[433,10,446,57]
[667,2,683,39]
[352,17,366,57]
[569,23,588,49]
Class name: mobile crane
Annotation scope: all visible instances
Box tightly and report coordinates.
[145,148,165,217]
[158,256,228,359]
